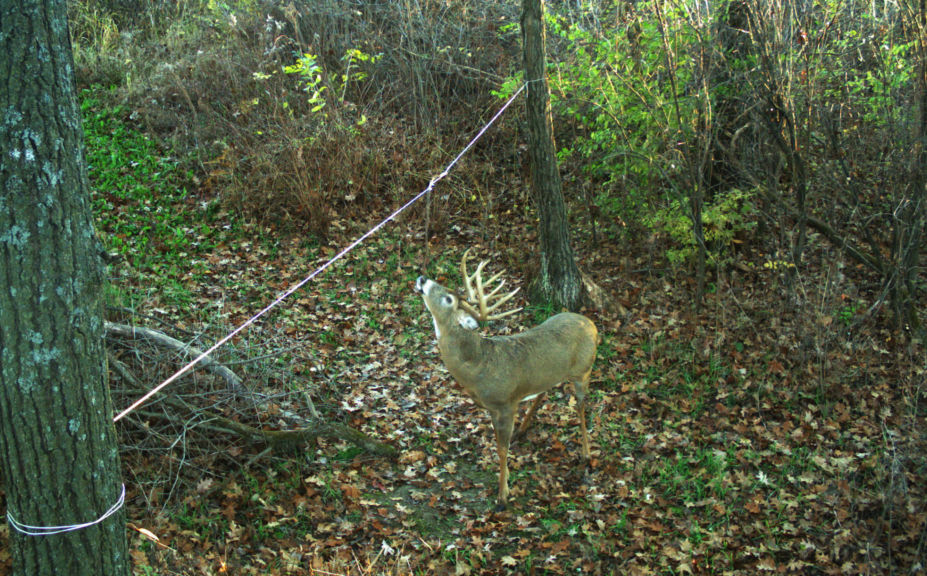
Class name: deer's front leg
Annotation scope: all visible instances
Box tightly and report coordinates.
[574,374,592,459]
[577,396,590,459]
[490,407,516,508]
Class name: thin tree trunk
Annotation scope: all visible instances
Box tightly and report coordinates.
[893,0,926,333]
[0,0,129,574]
[521,0,586,311]
[911,0,926,332]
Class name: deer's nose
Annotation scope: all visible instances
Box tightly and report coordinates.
[415,276,428,293]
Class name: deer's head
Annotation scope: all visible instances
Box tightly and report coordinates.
[415,248,521,340]
[415,276,479,340]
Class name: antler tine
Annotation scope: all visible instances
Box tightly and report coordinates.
[484,286,521,317]
[460,248,479,301]
[458,299,481,320]
[458,248,522,322]
[483,273,509,298]
[460,248,488,316]
[458,248,481,320]
[485,304,522,320]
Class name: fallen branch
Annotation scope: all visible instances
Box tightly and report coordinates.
[757,190,886,275]
[204,414,397,458]
[107,351,396,459]
[105,321,244,392]
[803,214,885,275]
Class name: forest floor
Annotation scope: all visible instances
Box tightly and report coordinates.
[0,96,924,576]
[2,148,920,575]
[99,209,924,576]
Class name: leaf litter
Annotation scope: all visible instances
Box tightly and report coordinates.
[2,197,921,575]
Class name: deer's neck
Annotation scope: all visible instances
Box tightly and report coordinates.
[437,322,486,378]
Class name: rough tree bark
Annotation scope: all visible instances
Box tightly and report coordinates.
[0,0,129,574]
[521,0,608,311]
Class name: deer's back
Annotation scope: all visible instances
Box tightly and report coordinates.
[482,312,597,388]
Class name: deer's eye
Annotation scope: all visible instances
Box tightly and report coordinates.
[442,295,454,306]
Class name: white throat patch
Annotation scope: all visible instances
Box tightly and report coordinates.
[458,314,479,331]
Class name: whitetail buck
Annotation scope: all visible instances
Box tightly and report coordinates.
[415,249,597,507]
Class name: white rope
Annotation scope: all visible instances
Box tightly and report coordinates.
[113,82,529,423]
[7,484,126,536]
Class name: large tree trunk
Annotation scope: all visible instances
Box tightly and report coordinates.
[0,0,129,574]
[521,0,588,311]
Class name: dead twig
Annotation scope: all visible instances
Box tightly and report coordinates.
[107,348,396,459]
[105,321,245,392]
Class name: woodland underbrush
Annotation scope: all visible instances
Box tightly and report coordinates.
[69,0,527,240]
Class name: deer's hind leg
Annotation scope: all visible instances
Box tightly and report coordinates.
[572,370,592,459]
[515,393,546,439]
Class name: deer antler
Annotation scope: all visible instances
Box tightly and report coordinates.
[458,248,522,322]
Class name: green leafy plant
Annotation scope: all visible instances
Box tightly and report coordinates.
[543,10,697,215]
[825,26,915,125]
[644,188,756,269]
[837,301,861,325]
[284,48,381,123]
[284,52,328,113]
[82,87,191,265]
[339,48,381,102]
[496,6,715,258]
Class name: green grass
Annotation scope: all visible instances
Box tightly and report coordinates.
[172,498,230,542]
[81,85,231,309]
[83,89,187,246]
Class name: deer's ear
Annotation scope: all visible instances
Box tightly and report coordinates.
[458,312,479,331]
